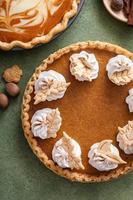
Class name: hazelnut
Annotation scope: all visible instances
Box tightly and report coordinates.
[6,83,20,97]
[0,93,9,109]
[111,0,124,11]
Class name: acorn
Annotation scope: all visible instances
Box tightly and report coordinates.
[0,93,9,109]
[6,83,20,97]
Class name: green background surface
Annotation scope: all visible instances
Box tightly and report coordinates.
[0,1,133,200]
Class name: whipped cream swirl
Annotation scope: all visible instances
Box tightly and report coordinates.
[88,140,126,171]
[106,55,133,86]
[31,108,62,139]
[69,51,99,81]
[126,88,133,112]
[52,132,84,170]
[34,70,70,104]
[117,121,133,154]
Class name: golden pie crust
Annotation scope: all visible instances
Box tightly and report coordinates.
[0,0,79,50]
[22,41,133,182]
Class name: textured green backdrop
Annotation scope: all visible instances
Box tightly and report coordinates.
[0,1,133,200]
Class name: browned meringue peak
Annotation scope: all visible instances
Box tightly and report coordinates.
[97,140,126,164]
[69,51,99,81]
[88,140,126,172]
[34,70,70,105]
[31,108,62,139]
[106,55,133,86]
[52,132,85,170]
[117,121,133,154]
[126,88,133,112]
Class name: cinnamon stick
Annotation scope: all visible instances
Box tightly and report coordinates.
[123,0,131,16]
[128,0,133,25]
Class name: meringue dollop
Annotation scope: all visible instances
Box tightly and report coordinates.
[31,108,62,139]
[106,55,133,86]
[69,51,99,81]
[117,121,133,154]
[52,132,85,170]
[126,88,133,112]
[34,70,70,104]
[88,140,126,171]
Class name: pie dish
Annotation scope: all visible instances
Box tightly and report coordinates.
[22,41,133,182]
[0,0,80,50]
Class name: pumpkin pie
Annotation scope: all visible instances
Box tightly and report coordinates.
[22,41,133,182]
[0,0,80,50]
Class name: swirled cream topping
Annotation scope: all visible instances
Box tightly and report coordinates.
[31,108,62,139]
[0,0,47,33]
[47,0,64,15]
[117,121,133,154]
[69,51,99,81]
[106,55,133,86]
[126,88,133,112]
[0,0,65,33]
[34,70,70,105]
[88,140,126,171]
[52,132,85,170]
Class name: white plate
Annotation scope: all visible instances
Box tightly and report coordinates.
[103,0,127,23]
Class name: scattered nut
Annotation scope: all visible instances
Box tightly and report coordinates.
[111,0,124,11]
[3,65,23,83]
[6,83,20,97]
[0,93,9,109]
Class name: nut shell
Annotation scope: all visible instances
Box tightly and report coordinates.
[0,93,9,109]
[6,83,20,97]
[111,0,124,11]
